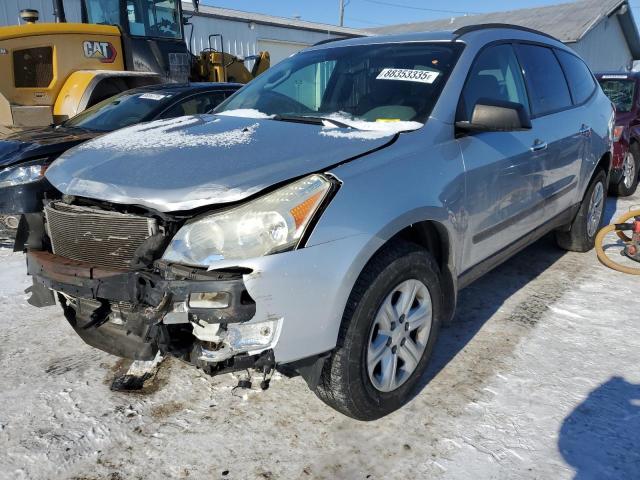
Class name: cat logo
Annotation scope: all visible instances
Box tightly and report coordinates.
[82,41,117,63]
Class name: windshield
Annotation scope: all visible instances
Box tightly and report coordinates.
[599,78,636,112]
[63,90,173,131]
[215,42,462,128]
[84,0,182,39]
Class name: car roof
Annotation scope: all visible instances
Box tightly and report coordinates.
[128,82,244,95]
[308,24,563,51]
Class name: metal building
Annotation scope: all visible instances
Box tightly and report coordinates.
[182,3,362,64]
[0,1,362,65]
[368,0,640,72]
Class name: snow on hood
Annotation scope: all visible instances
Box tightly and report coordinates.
[45,114,398,212]
[75,116,259,151]
[319,113,423,140]
[216,109,275,119]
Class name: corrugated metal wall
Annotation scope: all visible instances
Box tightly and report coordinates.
[0,0,81,25]
[571,15,633,71]
[186,14,343,64]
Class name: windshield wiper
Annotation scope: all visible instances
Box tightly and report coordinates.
[272,114,354,129]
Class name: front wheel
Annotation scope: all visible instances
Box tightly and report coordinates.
[314,241,442,420]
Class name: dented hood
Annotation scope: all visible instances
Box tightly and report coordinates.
[45,114,396,212]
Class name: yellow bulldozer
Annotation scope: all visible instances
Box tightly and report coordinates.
[0,0,269,128]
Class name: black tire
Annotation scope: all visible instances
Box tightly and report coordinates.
[613,144,640,197]
[555,170,607,252]
[314,240,442,421]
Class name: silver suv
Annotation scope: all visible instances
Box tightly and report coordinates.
[23,25,614,420]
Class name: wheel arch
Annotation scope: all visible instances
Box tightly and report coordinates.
[596,150,612,177]
[391,220,457,324]
[345,213,459,326]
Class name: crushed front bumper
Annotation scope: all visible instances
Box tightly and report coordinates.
[27,250,258,365]
[26,233,374,374]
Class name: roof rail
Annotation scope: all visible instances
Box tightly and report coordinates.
[453,23,561,42]
[312,37,346,47]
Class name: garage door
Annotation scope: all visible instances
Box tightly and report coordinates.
[257,39,310,65]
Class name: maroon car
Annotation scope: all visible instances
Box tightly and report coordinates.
[596,72,640,196]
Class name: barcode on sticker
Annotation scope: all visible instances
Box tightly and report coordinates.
[376,68,440,84]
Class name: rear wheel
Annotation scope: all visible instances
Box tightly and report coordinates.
[614,145,639,197]
[556,170,607,252]
[314,241,442,420]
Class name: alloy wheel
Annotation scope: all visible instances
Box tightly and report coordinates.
[587,181,605,238]
[366,279,432,392]
[623,152,637,190]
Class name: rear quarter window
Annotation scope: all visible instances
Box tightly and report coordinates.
[516,44,573,116]
[556,50,596,105]
[598,78,636,112]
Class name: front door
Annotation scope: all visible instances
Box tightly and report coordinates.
[457,43,545,272]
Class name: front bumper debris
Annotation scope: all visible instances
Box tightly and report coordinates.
[25,250,274,369]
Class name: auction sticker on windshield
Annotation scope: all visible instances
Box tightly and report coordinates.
[376,68,440,84]
[139,93,169,101]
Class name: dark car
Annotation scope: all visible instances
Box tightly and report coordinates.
[0,82,242,237]
[596,72,640,196]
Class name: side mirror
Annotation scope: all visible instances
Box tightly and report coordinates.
[456,98,532,133]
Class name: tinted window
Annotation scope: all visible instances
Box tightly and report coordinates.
[516,44,572,116]
[160,92,228,118]
[459,44,529,121]
[126,0,181,38]
[556,50,596,104]
[64,91,176,131]
[85,0,121,25]
[599,78,636,112]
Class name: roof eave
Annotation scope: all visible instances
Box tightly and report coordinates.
[181,1,366,38]
[615,3,640,59]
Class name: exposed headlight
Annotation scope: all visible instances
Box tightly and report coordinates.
[0,160,48,188]
[163,174,333,265]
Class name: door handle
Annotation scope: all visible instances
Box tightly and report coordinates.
[531,139,548,152]
[579,124,591,136]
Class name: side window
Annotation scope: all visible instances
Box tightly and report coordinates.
[515,44,572,116]
[160,92,227,118]
[460,44,529,121]
[556,50,596,105]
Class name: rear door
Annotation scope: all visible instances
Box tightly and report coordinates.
[514,44,586,219]
[457,43,545,271]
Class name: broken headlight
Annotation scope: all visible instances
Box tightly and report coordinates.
[0,160,48,188]
[162,174,332,265]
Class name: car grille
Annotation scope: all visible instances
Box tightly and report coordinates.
[44,202,157,270]
[13,47,53,88]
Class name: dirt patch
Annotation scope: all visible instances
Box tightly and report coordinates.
[150,400,185,419]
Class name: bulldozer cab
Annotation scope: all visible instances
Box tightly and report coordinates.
[82,0,191,82]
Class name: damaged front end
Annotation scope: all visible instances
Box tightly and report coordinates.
[23,199,280,376]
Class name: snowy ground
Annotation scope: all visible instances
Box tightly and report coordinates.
[1,194,639,480]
